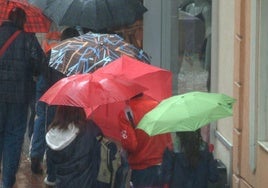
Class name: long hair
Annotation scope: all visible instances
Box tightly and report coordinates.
[8,7,26,30]
[176,129,203,168]
[49,106,87,131]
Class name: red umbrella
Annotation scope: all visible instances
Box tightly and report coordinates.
[39,73,147,108]
[86,55,172,141]
[40,73,147,140]
[94,55,172,101]
[87,95,153,142]
[0,0,51,33]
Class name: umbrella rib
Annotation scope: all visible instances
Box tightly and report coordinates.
[63,42,88,73]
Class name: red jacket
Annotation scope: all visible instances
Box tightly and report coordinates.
[119,96,173,170]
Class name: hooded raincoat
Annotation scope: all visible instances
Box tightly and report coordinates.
[46,120,102,188]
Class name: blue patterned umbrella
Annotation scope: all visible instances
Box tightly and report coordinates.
[49,32,150,76]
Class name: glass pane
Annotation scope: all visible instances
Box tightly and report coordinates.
[177,0,212,142]
[259,0,268,140]
[177,0,212,94]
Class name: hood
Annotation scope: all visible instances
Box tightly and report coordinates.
[46,123,79,151]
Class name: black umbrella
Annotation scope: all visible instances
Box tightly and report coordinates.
[29,0,47,10]
[30,0,147,32]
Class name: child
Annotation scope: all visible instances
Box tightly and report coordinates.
[45,106,102,188]
[161,129,219,188]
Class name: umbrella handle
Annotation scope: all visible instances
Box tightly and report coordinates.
[75,26,84,35]
[126,111,135,128]
[124,106,135,128]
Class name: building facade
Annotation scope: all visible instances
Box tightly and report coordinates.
[143,0,268,187]
[232,0,268,187]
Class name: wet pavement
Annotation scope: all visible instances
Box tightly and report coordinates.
[0,129,49,188]
[0,154,48,188]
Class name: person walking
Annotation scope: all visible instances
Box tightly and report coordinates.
[29,28,79,173]
[161,129,219,188]
[45,106,102,188]
[0,7,45,188]
[118,93,173,188]
[29,27,79,186]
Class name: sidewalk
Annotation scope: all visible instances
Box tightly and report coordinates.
[0,154,47,188]
[0,129,47,188]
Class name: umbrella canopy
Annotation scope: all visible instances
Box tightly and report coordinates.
[0,0,51,33]
[84,55,172,141]
[94,55,172,102]
[49,32,151,76]
[28,0,46,10]
[34,0,147,31]
[86,94,153,142]
[86,100,125,141]
[137,91,236,136]
[39,73,147,108]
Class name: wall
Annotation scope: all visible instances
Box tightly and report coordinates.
[232,0,268,187]
[212,0,235,185]
[216,0,235,140]
[233,0,253,187]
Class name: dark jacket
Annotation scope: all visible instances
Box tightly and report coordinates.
[41,50,65,88]
[162,142,219,188]
[46,120,102,188]
[0,21,45,103]
[36,50,65,101]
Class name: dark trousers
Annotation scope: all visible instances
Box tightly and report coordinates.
[0,102,28,187]
[131,165,163,188]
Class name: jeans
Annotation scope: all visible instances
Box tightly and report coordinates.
[30,75,56,180]
[30,75,51,159]
[30,102,55,159]
[0,102,28,187]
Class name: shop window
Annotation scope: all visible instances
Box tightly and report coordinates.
[177,0,211,94]
[256,0,268,150]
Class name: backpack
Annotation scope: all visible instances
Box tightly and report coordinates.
[97,136,131,188]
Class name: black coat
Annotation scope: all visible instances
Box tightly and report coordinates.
[162,142,219,188]
[0,21,45,103]
[47,120,102,188]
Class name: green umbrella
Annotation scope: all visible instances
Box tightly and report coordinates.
[137,91,235,136]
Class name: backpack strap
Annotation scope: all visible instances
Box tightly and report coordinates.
[0,30,22,57]
[124,105,136,128]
